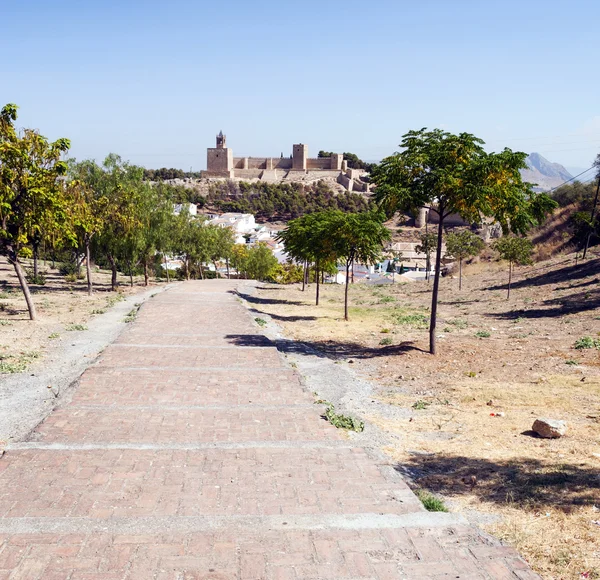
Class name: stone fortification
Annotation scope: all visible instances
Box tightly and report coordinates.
[203,132,365,191]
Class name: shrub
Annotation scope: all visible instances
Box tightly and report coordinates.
[574,336,600,349]
[254,317,267,327]
[25,269,46,285]
[416,490,448,512]
[379,337,393,346]
[475,330,491,338]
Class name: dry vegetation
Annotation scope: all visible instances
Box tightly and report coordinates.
[0,259,158,374]
[255,251,600,580]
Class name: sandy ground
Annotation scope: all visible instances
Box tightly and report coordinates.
[0,259,172,442]
[253,251,600,580]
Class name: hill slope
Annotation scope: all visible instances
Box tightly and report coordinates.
[521,152,572,191]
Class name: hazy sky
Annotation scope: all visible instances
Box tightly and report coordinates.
[3,0,599,174]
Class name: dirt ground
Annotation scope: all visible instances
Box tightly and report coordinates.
[255,251,600,580]
[0,259,158,374]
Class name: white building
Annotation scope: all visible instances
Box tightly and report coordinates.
[173,203,197,216]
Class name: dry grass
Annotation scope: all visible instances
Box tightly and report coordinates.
[0,259,160,373]
[255,251,600,579]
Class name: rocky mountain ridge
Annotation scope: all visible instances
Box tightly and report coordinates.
[521,152,572,191]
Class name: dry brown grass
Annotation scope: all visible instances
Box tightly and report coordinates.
[0,259,160,374]
[255,251,600,579]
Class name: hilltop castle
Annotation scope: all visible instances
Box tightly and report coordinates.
[204,132,368,191]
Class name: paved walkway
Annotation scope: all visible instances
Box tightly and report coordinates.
[0,281,540,579]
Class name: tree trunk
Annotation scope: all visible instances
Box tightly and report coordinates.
[507,261,512,300]
[129,265,134,287]
[315,260,320,306]
[163,254,170,283]
[213,261,219,278]
[85,238,93,296]
[108,255,118,291]
[143,259,149,287]
[351,262,355,284]
[9,250,37,321]
[33,241,39,277]
[302,261,306,291]
[582,175,600,259]
[428,216,445,355]
[344,259,351,321]
[226,258,230,279]
[321,269,324,284]
[459,258,462,291]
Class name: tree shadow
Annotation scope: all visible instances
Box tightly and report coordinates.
[225,333,423,360]
[485,257,599,292]
[398,453,600,511]
[231,290,305,306]
[486,286,600,319]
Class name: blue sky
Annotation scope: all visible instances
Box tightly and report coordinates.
[3,0,599,174]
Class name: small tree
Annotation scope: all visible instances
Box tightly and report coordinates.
[333,211,391,321]
[415,232,437,281]
[372,128,557,354]
[445,230,485,290]
[493,236,533,299]
[246,243,278,281]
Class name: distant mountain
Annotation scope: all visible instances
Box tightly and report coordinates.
[521,153,572,191]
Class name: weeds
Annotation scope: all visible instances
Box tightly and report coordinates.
[91,308,106,315]
[65,324,87,331]
[395,313,428,328]
[0,320,12,326]
[0,351,40,374]
[324,404,364,432]
[380,328,391,333]
[574,336,600,350]
[106,294,126,307]
[255,317,267,327]
[379,296,395,304]
[565,359,579,366]
[475,330,491,338]
[416,490,448,512]
[379,337,393,346]
[123,304,141,323]
[412,400,431,410]
[447,318,468,329]
[48,332,60,339]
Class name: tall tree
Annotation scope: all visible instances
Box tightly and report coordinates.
[371,128,557,354]
[445,229,485,290]
[0,103,71,319]
[493,236,533,299]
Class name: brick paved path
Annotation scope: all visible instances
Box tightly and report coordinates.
[0,281,540,579]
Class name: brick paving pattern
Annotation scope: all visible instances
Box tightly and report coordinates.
[0,281,540,579]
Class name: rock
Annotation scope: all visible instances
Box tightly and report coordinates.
[532,418,567,438]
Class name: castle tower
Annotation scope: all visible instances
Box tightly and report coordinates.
[292,143,308,171]
[207,130,233,176]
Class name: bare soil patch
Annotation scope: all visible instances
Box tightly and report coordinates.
[255,251,600,579]
[0,259,158,375]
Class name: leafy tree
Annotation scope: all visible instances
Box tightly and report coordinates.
[445,230,485,290]
[64,178,108,294]
[0,103,71,319]
[277,211,339,305]
[371,128,557,354]
[245,243,278,281]
[415,232,438,281]
[332,212,391,321]
[207,225,235,278]
[492,236,533,299]
[230,244,250,278]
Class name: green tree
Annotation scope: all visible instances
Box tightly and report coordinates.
[0,103,71,319]
[415,232,438,282]
[245,243,278,281]
[492,236,533,299]
[332,212,391,321]
[371,128,557,354]
[445,230,485,290]
[64,178,108,295]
